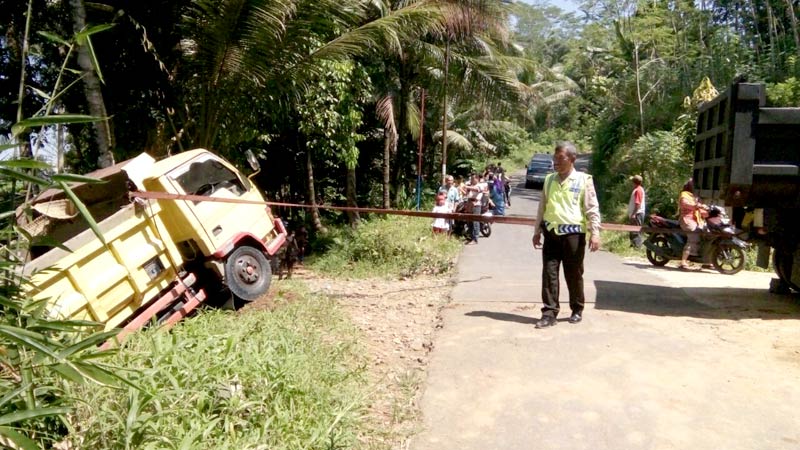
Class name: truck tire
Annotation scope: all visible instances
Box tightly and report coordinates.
[774,248,799,292]
[225,245,272,302]
[712,242,745,275]
[645,235,670,266]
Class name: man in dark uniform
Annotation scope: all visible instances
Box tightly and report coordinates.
[532,142,601,328]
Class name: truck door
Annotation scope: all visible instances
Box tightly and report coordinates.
[166,154,272,255]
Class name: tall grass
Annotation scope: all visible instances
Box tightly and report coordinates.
[65,285,370,450]
[309,216,462,278]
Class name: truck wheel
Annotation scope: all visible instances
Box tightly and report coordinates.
[645,235,670,266]
[225,245,272,302]
[773,249,800,292]
[712,242,745,275]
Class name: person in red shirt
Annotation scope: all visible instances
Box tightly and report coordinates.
[627,175,646,248]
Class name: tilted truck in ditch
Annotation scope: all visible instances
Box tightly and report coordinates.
[693,81,800,292]
[19,149,286,343]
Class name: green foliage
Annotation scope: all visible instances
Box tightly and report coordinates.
[297,59,370,169]
[65,288,369,449]
[309,215,461,278]
[0,160,126,450]
[606,130,692,220]
[767,77,800,106]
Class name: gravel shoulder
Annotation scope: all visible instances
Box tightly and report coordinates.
[263,267,453,449]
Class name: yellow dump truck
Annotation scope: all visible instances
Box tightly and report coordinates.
[20,149,286,343]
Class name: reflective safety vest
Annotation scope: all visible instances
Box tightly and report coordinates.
[542,171,591,235]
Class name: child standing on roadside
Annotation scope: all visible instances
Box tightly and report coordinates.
[432,193,450,234]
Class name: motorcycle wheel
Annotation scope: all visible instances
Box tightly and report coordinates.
[645,235,670,267]
[712,242,746,275]
[480,223,491,237]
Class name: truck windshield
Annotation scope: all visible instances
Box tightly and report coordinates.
[174,158,246,199]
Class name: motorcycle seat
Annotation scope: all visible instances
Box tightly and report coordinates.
[649,215,680,229]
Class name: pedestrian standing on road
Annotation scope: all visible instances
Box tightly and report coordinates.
[497,162,511,207]
[488,174,505,216]
[464,173,484,245]
[442,175,460,211]
[532,141,601,328]
[628,175,646,248]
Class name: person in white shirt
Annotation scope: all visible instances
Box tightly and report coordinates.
[431,193,450,234]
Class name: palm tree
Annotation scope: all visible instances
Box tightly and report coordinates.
[69,0,115,168]
[369,0,531,204]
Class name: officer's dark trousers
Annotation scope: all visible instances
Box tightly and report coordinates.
[541,229,586,318]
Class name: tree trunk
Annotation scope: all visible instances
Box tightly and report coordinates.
[305,146,326,234]
[748,0,763,60]
[345,166,359,227]
[14,0,33,159]
[784,0,800,56]
[70,0,115,168]
[393,76,410,205]
[383,127,395,209]
[633,42,645,136]
[766,0,780,76]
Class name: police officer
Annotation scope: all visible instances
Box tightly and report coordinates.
[532,142,601,328]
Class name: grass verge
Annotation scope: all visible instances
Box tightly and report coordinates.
[65,283,370,450]
[309,215,462,279]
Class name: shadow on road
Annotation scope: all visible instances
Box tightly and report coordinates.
[594,280,800,320]
[464,310,536,324]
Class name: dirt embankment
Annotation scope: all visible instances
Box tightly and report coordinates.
[254,267,452,449]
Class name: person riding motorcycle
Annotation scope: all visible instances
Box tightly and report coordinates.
[678,179,709,270]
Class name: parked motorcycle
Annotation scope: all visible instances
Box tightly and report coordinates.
[643,205,747,274]
[452,199,492,239]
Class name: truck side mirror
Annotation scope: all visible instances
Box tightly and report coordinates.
[245,149,260,172]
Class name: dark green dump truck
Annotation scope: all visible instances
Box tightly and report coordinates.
[693,81,800,292]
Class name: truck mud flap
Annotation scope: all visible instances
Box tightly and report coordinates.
[100,273,206,349]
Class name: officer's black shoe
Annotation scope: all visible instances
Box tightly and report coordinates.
[534,316,557,329]
[568,313,582,324]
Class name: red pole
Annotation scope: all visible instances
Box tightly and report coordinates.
[416,88,426,210]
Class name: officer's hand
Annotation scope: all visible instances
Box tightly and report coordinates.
[532,232,542,250]
[589,234,601,252]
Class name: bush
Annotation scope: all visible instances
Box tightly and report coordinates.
[65,287,368,450]
[605,130,692,222]
[309,215,462,278]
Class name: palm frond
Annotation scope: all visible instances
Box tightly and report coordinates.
[309,2,445,62]
[433,129,473,151]
[407,98,422,142]
[376,95,397,136]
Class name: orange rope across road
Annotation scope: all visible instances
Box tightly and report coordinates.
[128,190,668,233]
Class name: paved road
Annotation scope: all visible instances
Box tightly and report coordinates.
[411,176,800,450]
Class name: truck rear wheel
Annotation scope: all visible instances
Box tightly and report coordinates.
[774,248,800,292]
[225,245,272,302]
